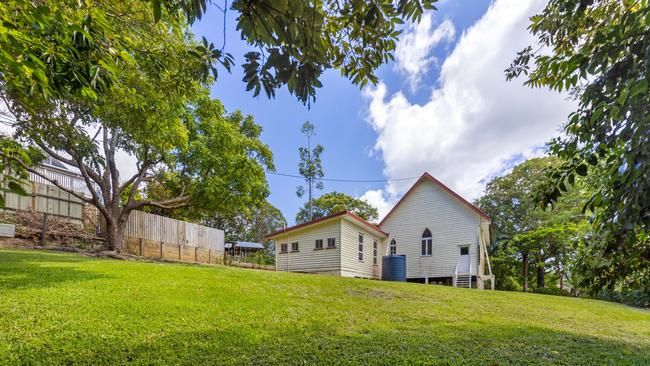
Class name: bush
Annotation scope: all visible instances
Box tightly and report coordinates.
[597,288,650,308]
[241,251,274,266]
[497,276,522,292]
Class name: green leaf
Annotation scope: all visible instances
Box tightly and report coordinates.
[8,181,27,196]
[618,87,629,105]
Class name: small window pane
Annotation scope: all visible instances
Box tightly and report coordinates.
[421,239,432,256]
[373,241,378,264]
[315,239,323,249]
[422,228,432,238]
[390,239,397,255]
[327,238,334,247]
[358,234,364,261]
[291,242,299,252]
[460,246,469,255]
[280,243,288,253]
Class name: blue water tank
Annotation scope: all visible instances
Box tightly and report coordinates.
[382,255,406,281]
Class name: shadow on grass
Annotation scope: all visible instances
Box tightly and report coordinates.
[0,250,108,290]
[5,317,649,365]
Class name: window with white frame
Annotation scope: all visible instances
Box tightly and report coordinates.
[315,239,323,249]
[291,242,299,252]
[327,237,336,248]
[390,239,397,255]
[280,243,288,253]
[373,240,378,265]
[421,228,432,256]
[358,233,364,261]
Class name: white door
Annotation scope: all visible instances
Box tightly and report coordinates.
[459,246,470,273]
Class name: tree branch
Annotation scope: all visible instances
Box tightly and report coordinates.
[0,151,92,205]
[128,195,191,211]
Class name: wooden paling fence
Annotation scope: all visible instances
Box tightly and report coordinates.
[122,210,225,264]
[1,180,84,226]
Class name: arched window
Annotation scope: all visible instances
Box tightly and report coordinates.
[390,239,397,255]
[421,229,432,256]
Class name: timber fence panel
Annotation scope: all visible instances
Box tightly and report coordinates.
[123,210,224,251]
[1,180,84,226]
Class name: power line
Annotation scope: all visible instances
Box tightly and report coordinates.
[267,171,419,183]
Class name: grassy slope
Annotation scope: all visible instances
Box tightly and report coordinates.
[0,250,648,365]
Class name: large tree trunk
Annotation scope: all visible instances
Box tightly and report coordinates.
[104,219,125,252]
[522,251,529,292]
[537,263,545,288]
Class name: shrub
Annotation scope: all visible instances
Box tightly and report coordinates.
[497,276,522,292]
[597,288,650,308]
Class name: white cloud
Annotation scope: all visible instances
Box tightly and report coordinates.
[395,14,455,92]
[363,0,576,220]
[359,189,395,222]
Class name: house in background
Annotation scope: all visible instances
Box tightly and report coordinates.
[266,173,494,289]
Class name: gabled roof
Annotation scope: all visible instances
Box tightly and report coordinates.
[264,210,388,240]
[379,172,491,226]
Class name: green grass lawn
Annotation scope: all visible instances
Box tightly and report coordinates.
[0,249,648,365]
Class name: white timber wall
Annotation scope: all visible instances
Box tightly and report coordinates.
[274,218,341,274]
[380,180,483,279]
[339,217,386,279]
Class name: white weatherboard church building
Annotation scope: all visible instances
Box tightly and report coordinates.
[266,173,494,289]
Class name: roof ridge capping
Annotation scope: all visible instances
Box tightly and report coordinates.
[378,172,491,226]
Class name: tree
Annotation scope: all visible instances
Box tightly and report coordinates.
[204,200,286,245]
[295,191,378,224]
[0,0,436,199]
[0,1,273,251]
[476,157,587,291]
[1,0,438,107]
[506,0,650,294]
[296,121,324,221]
[151,0,439,105]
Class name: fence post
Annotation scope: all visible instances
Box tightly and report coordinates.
[139,238,144,256]
[208,249,211,264]
[160,242,164,259]
[195,247,198,262]
[40,212,48,246]
[178,244,182,260]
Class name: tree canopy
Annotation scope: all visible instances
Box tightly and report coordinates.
[507,0,650,295]
[0,0,273,251]
[1,0,438,107]
[476,157,588,292]
[295,191,378,224]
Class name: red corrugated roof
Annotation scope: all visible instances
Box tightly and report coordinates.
[264,210,388,239]
[379,172,491,226]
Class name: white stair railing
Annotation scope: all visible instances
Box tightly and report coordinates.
[453,263,459,287]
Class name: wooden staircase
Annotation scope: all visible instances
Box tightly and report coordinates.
[455,273,471,288]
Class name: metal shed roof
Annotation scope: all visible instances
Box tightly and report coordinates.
[224,241,265,249]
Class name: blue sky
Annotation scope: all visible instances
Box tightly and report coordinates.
[191,0,575,225]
